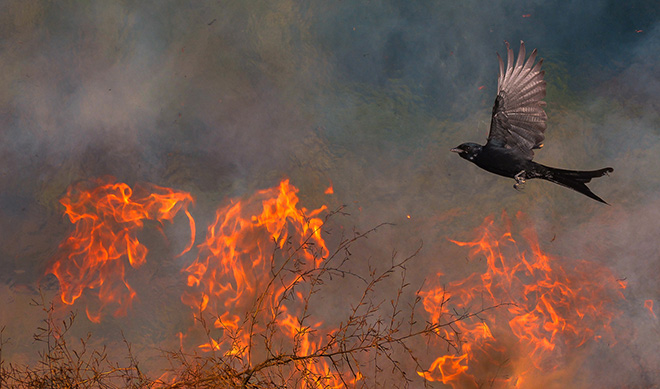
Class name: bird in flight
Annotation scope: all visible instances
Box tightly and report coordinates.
[451,41,613,204]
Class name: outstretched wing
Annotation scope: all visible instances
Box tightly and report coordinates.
[487,41,547,159]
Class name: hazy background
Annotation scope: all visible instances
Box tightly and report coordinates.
[0,1,658,387]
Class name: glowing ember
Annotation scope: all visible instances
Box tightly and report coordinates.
[325,181,334,195]
[47,177,195,322]
[418,212,625,386]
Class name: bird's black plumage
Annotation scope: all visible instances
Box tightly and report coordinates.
[451,41,613,204]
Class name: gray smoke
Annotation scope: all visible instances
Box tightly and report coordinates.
[0,0,658,386]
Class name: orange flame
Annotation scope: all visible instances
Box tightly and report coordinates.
[48,177,195,322]
[181,179,349,385]
[182,179,327,316]
[417,354,469,384]
[418,212,625,386]
[645,300,656,318]
[325,181,334,195]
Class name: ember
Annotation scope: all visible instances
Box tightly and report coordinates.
[325,181,334,194]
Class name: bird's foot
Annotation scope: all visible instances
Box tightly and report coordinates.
[513,170,526,191]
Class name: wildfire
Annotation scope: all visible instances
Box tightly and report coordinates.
[418,212,625,387]
[44,176,632,386]
[47,177,195,322]
[182,179,327,317]
[181,179,346,385]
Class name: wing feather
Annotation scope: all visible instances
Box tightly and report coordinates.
[488,41,547,159]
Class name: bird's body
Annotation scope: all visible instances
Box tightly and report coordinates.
[451,41,613,204]
[462,142,531,177]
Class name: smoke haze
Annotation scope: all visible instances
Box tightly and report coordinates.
[0,0,658,387]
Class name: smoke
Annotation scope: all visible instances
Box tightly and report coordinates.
[0,0,658,386]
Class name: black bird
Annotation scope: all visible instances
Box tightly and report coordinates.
[451,41,613,204]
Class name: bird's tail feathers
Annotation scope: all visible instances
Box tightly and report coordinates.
[539,165,613,204]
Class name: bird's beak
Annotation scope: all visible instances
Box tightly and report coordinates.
[450,148,463,153]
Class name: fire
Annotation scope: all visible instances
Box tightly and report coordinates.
[43,176,632,386]
[417,354,469,384]
[277,311,344,388]
[182,179,327,317]
[181,179,347,385]
[47,177,195,322]
[418,212,625,386]
[645,300,656,318]
[325,181,334,195]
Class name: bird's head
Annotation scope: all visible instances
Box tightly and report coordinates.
[450,142,482,161]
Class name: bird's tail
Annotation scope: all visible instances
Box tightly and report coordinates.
[536,164,614,204]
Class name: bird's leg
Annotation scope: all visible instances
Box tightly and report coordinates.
[513,170,526,191]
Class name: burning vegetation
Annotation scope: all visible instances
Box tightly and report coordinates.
[418,213,626,387]
[0,179,635,388]
[45,177,195,323]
